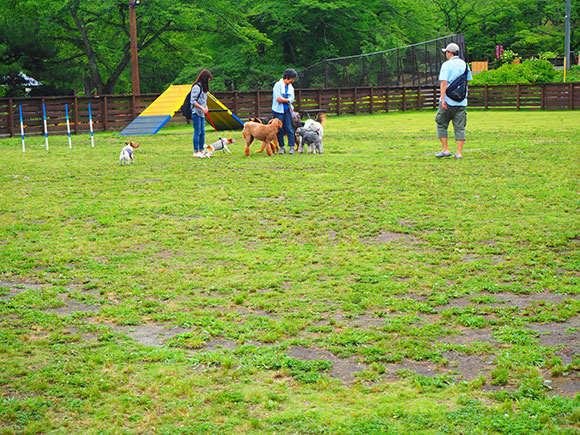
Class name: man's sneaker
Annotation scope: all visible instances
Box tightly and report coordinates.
[279,147,285,154]
[288,146,295,155]
[193,151,205,158]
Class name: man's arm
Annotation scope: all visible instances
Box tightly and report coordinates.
[440,80,448,109]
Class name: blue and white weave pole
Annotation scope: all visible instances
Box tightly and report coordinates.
[65,103,72,149]
[88,103,95,148]
[42,103,49,151]
[19,105,25,153]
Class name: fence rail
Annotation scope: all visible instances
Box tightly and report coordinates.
[1,83,578,137]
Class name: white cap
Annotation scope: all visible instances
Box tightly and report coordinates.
[442,43,460,54]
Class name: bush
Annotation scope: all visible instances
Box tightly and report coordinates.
[554,65,580,83]
[471,58,557,85]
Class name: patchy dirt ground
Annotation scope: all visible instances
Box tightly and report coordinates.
[2,279,579,395]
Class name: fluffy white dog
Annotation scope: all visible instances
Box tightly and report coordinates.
[303,118,324,139]
[120,141,139,165]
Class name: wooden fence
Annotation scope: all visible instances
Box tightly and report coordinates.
[1,83,578,138]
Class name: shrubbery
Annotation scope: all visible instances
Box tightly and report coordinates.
[471,58,557,85]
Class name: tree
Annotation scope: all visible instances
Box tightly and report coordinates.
[0,0,265,95]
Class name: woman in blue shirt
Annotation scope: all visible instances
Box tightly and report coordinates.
[272,69,297,154]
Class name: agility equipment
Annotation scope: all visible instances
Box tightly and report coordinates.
[65,104,72,149]
[88,103,95,148]
[119,85,244,136]
[42,103,49,151]
[19,106,25,153]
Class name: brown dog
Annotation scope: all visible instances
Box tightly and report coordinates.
[242,118,283,156]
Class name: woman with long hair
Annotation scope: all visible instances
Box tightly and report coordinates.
[190,69,213,158]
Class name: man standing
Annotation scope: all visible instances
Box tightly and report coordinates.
[272,69,297,155]
[435,43,472,159]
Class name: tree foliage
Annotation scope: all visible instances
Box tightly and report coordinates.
[0,0,577,95]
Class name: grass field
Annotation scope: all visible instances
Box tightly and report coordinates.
[1,110,580,434]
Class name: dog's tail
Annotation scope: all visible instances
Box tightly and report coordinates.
[316,112,326,126]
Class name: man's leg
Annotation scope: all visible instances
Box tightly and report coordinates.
[456,140,464,158]
[452,106,467,158]
[435,103,452,157]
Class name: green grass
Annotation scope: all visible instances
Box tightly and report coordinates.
[1,110,580,434]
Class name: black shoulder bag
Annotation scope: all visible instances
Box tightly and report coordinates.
[445,65,469,102]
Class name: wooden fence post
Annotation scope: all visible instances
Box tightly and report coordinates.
[337,89,341,115]
[102,96,109,132]
[385,88,389,113]
[402,87,406,112]
[8,99,14,138]
[541,84,545,110]
[131,95,136,120]
[485,85,489,110]
[517,84,520,110]
[353,87,358,115]
[569,83,573,110]
[433,85,438,109]
[297,89,302,111]
[417,86,422,110]
[74,96,79,135]
[233,91,238,116]
[370,87,374,114]
[317,89,322,110]
[256,90,261,117]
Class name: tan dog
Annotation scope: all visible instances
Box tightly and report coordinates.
[242,118,282,156]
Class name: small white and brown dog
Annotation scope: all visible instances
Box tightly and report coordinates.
[120,141,139,165]
[203,138,235,158]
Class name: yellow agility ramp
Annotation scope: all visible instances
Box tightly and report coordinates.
[206,93,245,131]
[120,84,244,136]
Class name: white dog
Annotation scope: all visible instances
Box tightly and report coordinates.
[119,142,139,165]
[303,119,324,139]
[203,138,235,158]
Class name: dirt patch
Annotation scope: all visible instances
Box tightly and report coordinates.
[437,291,579,310]
[381,353,494,383]
[287,346,366,383]
[45,300,101,316]
[441,327,496,345]
[204,339,239,351]
[546,376,580,397]
[0,281,45,299]
[112,324,190,348]
[127,179,163,183]
[527,317,580,365]
[461,253,504,265]
[363,231,419,246]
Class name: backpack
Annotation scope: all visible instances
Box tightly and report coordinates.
[445,64,469,102]
[180,83,201,119]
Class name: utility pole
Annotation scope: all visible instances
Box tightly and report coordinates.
[565,0,571,70]
[129,0,141,95]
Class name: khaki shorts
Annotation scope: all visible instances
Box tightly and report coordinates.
[435,103,467,141]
